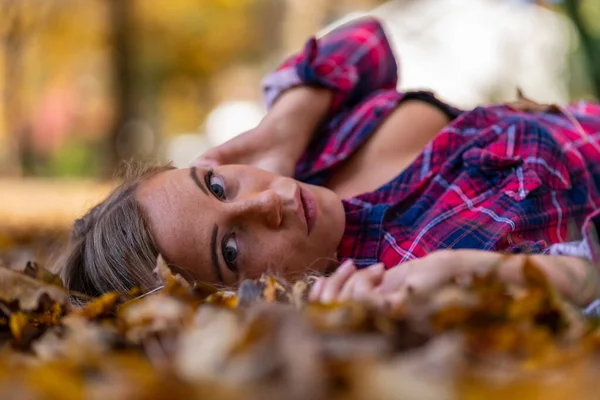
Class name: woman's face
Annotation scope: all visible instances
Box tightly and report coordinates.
[136,165,345,285]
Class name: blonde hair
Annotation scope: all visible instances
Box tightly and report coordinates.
[57,162,175,297]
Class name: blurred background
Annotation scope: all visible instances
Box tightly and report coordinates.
[0,0,599,266]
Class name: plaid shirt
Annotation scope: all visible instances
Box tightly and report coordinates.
[262,17,600,271]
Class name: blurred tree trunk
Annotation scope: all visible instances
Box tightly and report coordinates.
[282,0,331,53]
[106,0,152,173]
[1,1,25,176]
[564,0,600,100]
[257,0,285,56]
[281,0,389,53]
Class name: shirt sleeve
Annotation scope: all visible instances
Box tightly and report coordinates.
[543,209,600,265]
[549,209,600,316]
[582,209,600,264]
[261,17,399,116]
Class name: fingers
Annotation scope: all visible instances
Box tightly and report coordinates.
[308,277,325,302]
[191,157,219,168]
[189,134,244,168]
[377,290,408,311]
[376,261,412,294]
[308,253,465,310]
[307,260,411,312]
[308,261,385,305]
[338,263,385,303]
[190,147,222,167]
[377,252,460,298]
[309,260,356,303]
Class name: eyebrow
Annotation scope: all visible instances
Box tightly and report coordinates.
[191,167,221,282]
[190,167,208,196]
[210,224,224,283]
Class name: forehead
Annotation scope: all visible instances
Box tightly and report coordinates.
[138,168,196,206]
[136,168,214,279]
[137,169,201,224]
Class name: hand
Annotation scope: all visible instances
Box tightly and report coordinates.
[308,251,477,309]
[309,260,385,304]
[308,250,600,309]
[192,86,332,177]
[191,123,297,177]
[376,251,461,298]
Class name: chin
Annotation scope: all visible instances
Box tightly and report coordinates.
[322,258,340,276]
[305,255,338,277]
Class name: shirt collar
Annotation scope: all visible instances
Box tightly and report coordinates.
[337,199,388,267]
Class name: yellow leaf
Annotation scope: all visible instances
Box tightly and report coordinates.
[74,292,120,319]
[9,312,29,342]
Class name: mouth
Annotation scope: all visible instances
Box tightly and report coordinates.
[299,186,317,236]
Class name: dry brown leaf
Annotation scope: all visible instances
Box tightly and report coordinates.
[33,316,119,362]
[120,294,194,344]
[33,302,63,327]
[73,292,120,320]
[9,312,41,349]
[263,276,278,302]
[176,305,241,382]
[291,280,309,309]
[22,261,64,289]
[306,302,371,333]
[154,254,191,291]
[511,89,561,114]
[522,258,554,292]
[153,255,219,305]
[236,275,291,307]
[205,291,238,308]
[346,335,463,400]
[0,266,70,312]
[0,248,595,399]
[177,304,325,400]
[508,290,546,320]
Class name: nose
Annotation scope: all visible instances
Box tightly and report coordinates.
[229,189,283,228]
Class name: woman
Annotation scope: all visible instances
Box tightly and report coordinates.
[60,17,600,308]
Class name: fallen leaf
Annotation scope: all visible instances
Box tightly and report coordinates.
[22,261,64,289]
[120,294,194,344]
[9,312,40,348]
[73,292,120,320]
[0,266,69,312]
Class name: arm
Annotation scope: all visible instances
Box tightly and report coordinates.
[256,86,333,172]
[262,17,398,120]
[396,207,600,306]
[255,17,399,167]
[310,250,600,308]
[394,250,600,307]
[194,17,399,174]
[448,250,600,307]
[192,85,332,175]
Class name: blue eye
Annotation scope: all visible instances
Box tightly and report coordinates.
[206,170,226,200]
[221,234,238,272]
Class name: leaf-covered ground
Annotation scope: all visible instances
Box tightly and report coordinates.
[0,248,597,400]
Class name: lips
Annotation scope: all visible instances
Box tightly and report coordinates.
[299,187,317,236]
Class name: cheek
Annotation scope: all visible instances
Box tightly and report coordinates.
[317,191,344,247]
[311,186,342,227]
[241,233,289,277]
[244,230,317,277]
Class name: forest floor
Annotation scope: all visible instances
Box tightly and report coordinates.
[0,179,599,400]
[0,179,114,269]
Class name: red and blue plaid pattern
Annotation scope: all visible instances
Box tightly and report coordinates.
[262,18,600,270]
